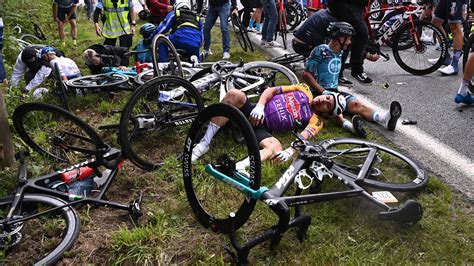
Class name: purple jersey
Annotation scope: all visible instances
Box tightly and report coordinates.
[264,84,317,133]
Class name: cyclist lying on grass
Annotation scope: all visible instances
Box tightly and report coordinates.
[191,83,347,170]
[83,44,130,74]
[303,22,402,137]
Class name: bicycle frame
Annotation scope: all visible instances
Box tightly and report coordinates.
[1,148,138,229]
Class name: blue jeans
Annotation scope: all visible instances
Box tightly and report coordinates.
[203,2,231,52]
[261,0,277,42]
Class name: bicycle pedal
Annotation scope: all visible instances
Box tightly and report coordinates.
[129,191,144,222]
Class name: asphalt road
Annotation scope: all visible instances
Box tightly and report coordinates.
[246,30,474,201]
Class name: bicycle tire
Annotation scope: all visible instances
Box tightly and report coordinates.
[369,0,384,21]
[392,20,448,75]
[183,103,261,233]
[19,34,42,44]
[270,53,305,67]
[240,17,254,53]
[0,194,80,265]
[285,3,300,31]
[119,76,204,170]
[225,61,299,96]
[151,34,184,77]
[320,138,428,191]
[133,69,155,86]
[33,23,47,40]
[12,103,106,165]
[231,13,248,52]
[66,73,129,89]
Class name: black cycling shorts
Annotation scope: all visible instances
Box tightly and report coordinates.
[239,98,273,143]
[57,6,77,22]
[433,0,463,23]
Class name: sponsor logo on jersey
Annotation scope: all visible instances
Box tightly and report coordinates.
[285,93,301,120]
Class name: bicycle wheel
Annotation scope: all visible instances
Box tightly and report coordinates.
[392,20,448,75]
[151,34,184,77]
[133,69,155,86]
[183,103,261,233]
[231,13,248,52]
[119,76,204,170]
[320,138,428,191]
[66,73,129,90]
[19,34,42,45]
[0,194,80,265]
[285,3,299,31]
[369,0,384,21]
[13,103,106,167]
[270,53,305,68]
[225,61,299,98]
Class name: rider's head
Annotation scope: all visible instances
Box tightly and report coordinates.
[311,92,347,117]
[21,46,41,64]
[174,0,191,11]
[327,22,354,50]
[83,49,101,66]
[139,23,156,39]
[38,46,57,65]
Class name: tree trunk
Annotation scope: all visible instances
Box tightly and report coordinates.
[0,88,14,168]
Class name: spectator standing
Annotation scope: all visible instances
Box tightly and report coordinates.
[260,0,281,47]
[93,0,136,48]
[140,0,174,25]
[198,0,238,60]
[53,0,79,46]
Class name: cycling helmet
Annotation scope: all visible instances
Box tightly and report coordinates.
[174,0,191,10]
[327,91,347,116]
[140,23,156,38]
[38,46,56,59]
[327,22,355,39]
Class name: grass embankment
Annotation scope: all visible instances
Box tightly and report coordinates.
[0,0,473,264]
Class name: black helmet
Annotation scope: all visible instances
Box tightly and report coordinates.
[327,22,355,39]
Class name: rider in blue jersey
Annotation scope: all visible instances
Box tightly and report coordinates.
[152,0,203,62]
[303,22,402,138]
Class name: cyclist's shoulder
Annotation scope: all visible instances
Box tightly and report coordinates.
[279,83,313,100]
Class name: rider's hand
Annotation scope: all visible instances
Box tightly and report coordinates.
[273,147,295,163]
[95,23,102,36]
[249,103,265,126]
[167,5,173,12]
[130,25,136,35]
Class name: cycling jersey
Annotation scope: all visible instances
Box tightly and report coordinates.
[264,84,323,137]
[305,44,342,90]
[133,38,153,63]
[154,10,203,48]
[293,9,336,46]
[49,57,81,79]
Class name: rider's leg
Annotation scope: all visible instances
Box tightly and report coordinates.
[455,52,474,104]
[70,19,77,45]
[192,89,248,161]
[447,22,463,72]
[258,137,283,161]
[58,20,66,43]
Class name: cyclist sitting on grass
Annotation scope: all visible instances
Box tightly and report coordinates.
[132,23,156,64]
[191,83,347,170]
[151,0,203,62]
[83,44,130,74]
[303,22,402,136]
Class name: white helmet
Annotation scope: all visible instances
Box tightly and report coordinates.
[174,0,191,10]
[327,91,347,116]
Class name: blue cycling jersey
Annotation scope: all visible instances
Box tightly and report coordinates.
[305,44,341,90]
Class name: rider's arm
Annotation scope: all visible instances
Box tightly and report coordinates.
[10,55,27,88]
[256,86,279,107]
[301,114,323,140]
[24,66,52,92]
[303,70,325,95]
[154,11,175,34]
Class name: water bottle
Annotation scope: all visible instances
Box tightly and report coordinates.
[61,166,94,184]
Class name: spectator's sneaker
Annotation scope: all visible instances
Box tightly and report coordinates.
[222,52,231,60]
[338,76,353,87]
[246,26,256,32]
[387,101,402,131]
[202,49,212,57]
[191,142,210,161]
[73,39,77,46]
[454,93,474,104]
[351,72,373,85]
[352,115,367,139]
[265,41,283,47]
[260,39,266,45]
[428,56,451,66]
[256,27,262,34]
[438,65,458,75]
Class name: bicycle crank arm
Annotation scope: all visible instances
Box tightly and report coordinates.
[380,52,390,61]
[378,199,423,224]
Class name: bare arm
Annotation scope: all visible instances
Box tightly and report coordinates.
[302,70,325,95]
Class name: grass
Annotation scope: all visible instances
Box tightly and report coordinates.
[0,0,473,264]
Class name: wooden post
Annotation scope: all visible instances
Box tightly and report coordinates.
[0,88,14,168]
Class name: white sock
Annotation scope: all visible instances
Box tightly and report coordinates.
[372,110,388,126]
[236,157,250,170]
[342,119,355,133]
[458,79,471,96]
[200,122,220,146]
